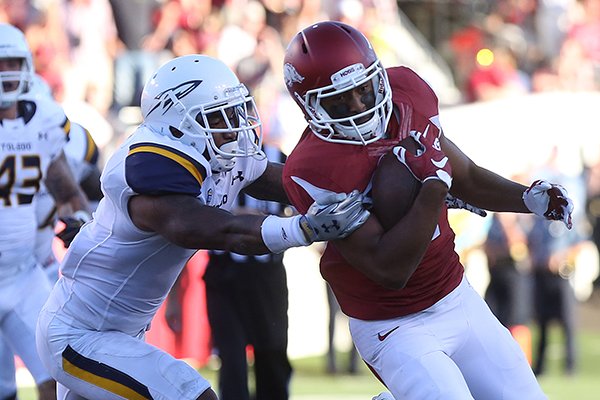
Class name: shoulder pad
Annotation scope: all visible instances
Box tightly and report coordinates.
[66,122,100,165]
[387,67,439,117]
[125,142,208,196]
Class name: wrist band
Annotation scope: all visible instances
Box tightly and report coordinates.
[260,215,311,253]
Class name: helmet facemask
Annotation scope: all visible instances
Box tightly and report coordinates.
[182,84,264,172]
[0,57,33,109]
[301,61,392,145]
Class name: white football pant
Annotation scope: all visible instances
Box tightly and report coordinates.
[350,275,547,400]
[36,296,211,400]
[0,263,53,386]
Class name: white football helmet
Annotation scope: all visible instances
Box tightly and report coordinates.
[141,54,263,172]
[0,23,34,109]
[23,73,53,100]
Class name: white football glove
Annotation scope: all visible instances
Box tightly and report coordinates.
[523,180,574,229]
[445,193,487,217]
[261,190,370,253]
[299,189,370,242]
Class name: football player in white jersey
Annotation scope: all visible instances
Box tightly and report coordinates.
[35,54,370,400]
[0,73,102,400]
[0,23,91,400]
[24,74,103,282]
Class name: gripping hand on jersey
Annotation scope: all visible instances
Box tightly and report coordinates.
[56,210,91,247]
[523,180,574,229]
[261,189,370,253]
[299,190,370,242]
[392,129,452,189]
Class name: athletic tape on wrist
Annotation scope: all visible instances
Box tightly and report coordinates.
[260,215,311,253]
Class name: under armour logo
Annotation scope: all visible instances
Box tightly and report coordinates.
[231,171,244,184]
[318,220,341,234]
[38,132,48,140]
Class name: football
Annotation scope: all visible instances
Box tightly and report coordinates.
[371,149,421,231]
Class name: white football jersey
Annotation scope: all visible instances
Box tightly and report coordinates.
[34,121,100,269]
[49,123,267,336]
[0,97,68,282]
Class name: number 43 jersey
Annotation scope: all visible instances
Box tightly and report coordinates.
[0,97,69,281]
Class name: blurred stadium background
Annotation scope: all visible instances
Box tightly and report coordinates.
[3,0,600,398]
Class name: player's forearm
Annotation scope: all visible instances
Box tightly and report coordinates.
[337,182,447,289]
[451,165,529,213]
[159,212,272,254]
[374,182,447,288]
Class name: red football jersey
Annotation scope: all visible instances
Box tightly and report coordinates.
[283,67,464,320]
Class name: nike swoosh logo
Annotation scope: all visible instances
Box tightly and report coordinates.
[377,326,399,341]
[431,156,448,168]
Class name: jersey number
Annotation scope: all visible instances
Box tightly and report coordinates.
[0,155,42,206]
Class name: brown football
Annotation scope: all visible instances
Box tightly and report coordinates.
[371,149,421,231]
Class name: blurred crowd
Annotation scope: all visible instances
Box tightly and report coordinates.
[442,0,600,102]
[1,0,598,143]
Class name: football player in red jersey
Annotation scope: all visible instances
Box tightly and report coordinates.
[282,21,573,400]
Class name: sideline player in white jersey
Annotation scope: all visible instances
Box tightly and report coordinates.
[34,120,102,280]
[0,23,91,400]
[36,54,370,400]
[22,74,103,281]
[27,75,103,281]
[0,73,101,400]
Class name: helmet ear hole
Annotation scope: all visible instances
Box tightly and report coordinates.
[168,126,184,139]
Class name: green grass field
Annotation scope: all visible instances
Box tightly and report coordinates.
[18,324,600,400]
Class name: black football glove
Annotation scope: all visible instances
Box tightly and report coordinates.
[56,211,90,248]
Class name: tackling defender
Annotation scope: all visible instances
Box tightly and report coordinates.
[35,54,369,400]
[282,21,572,400]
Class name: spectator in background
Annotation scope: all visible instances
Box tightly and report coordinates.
[148,0,218,57]
[61,0,118,116]
[108,0,163,110]
[325,282,358,375]
[465,41,530,102]
[566,0,600,85]
[527,216,579,376]
[526,147,585,376]
[217,0,267,69]
[484,212,533,362]
[585,158,600,288]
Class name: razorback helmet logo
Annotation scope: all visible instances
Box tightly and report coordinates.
[283,63,304,87]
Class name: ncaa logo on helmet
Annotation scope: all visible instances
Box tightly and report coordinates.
[284,63,304,87]
[146,80,203,117]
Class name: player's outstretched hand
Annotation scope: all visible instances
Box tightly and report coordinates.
[56,210,91,248]
[300,190,370,242]
[392,129,452,189]
[523,180,574,229]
